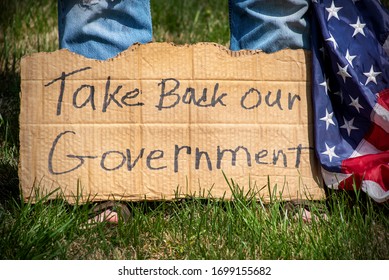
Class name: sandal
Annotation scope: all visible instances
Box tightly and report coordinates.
[87,201,131,225]
[283,199,328,223]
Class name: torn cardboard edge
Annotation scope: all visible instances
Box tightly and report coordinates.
[22,42,299,61]
[19,42,324,203]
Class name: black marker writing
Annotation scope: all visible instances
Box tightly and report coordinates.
[156,78,227,110]
[48,130,311,175]
[45,68,143,116]
[45,67,92,116]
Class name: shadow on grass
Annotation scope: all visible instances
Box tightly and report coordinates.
[0,68,21,206]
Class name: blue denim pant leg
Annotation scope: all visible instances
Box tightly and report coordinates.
[229,0,311,52]
[58,0,152,60]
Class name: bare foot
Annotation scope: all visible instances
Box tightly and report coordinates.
[88,209,119,224]
[294,208,328,223]
[84,201,130,226]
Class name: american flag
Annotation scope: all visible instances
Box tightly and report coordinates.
[311,0,389,202]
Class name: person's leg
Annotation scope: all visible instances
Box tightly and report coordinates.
[229,0,310,52]
[58,0,152,60]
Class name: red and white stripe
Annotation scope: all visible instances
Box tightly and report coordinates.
[322,89,389,203]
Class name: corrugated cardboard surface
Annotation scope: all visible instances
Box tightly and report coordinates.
[20,43,324,202]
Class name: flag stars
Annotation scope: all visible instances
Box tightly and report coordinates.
[364,65,381,85]
[320,109,336,130]
[345,49,356,67]
[322,143,339,162]
[320,77,330,95]
[337,63,352,83]
[349,96,364,113]
[326,1,342,21]
[325,32,338,49]
[319,46,327,59]
[350,17,366,37]
[334,90,344,104]
[340,117,359,136]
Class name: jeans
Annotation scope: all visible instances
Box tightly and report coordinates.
[58,0,152,60]
[228,0,310,52]
[58,0,310,60]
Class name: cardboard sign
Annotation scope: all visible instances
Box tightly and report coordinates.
[20,43,324,202]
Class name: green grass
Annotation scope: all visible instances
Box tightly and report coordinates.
[1,180,388,260]
[151,0,229,45]
[0,0,389,260]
